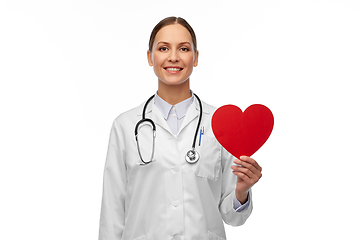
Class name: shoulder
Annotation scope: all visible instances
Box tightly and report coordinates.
[113,102,144,127]
[200,100,217,116]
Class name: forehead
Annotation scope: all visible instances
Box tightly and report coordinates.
[154,24,193,45]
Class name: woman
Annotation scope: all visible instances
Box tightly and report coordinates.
[99,17,262,240]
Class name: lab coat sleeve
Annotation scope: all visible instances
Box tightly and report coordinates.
[233,192,251,212]
[219,148,253,226]
[99,121,127,240]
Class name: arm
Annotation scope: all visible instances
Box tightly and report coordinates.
[99,121,127,240]
[219,149,262,226]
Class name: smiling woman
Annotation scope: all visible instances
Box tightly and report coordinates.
[99,16,262,240]
[147,20,199,105]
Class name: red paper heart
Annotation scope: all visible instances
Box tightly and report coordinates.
[211,104,274,158]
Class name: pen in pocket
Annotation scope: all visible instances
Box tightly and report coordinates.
[199,126,204,146]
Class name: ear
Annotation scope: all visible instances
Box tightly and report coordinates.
[193,50,199,67]
[147,50,153,67]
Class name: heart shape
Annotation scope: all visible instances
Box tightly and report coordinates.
[211,104,274,158]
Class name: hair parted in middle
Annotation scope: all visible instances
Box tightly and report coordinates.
[148,16,197,53]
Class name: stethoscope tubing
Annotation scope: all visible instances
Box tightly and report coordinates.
[191,93,202,149]
[135,93,202,164]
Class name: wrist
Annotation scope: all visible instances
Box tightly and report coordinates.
[236,191,248,204]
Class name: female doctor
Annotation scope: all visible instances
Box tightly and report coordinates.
[99,17,262,240]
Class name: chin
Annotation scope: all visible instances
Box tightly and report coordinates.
[160,77,189,86]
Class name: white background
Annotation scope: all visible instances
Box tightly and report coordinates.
[1,0,359,239]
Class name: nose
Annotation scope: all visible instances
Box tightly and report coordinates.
[168,50,179,62]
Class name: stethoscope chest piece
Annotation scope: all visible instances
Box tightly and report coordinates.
[185,149,200,164]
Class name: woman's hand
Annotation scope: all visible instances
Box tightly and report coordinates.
[231,156,262,204]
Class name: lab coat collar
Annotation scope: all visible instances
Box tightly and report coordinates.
[154,92,194,121]
[136,97,171,133]
[137,93,210,135]
[137,93,210,116]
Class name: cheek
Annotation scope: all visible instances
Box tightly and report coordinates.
[184,56,195,68]
[153,53,166,66]
[187,52,196,63]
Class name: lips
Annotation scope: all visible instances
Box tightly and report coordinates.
[164,67,183,72]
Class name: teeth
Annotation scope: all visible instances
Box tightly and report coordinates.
[166,68,181,71]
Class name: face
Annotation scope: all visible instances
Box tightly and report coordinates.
[147,24,199,86]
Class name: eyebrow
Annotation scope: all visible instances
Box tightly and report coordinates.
[156,41,192,46]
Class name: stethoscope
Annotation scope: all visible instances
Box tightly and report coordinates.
[135,93,203,165]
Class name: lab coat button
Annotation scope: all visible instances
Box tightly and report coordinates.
[173,200,180,207]
[173,166,179,172]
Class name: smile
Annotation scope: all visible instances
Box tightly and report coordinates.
[164,67,183,72]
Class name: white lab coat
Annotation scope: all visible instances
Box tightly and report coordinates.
[99,97,253,240]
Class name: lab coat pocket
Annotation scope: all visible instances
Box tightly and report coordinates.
[191,135,221,181]
[208,231,226,240]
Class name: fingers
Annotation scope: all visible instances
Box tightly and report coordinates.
[231,156,262,180]
[232,171,255,188]
[239,156,262,172]
[232,167,257,182]
[231,156,263,195]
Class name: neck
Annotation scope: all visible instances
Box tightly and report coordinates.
[157,79,191,105]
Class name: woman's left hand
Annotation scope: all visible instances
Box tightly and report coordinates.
[231,156,262,204]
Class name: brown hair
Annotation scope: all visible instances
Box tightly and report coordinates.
[148,17,197,53]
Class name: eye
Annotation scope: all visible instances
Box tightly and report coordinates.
[180,47,189,52]
[159,47,168,52]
